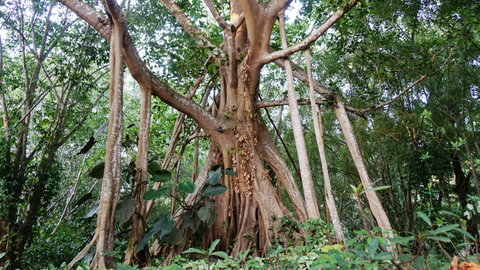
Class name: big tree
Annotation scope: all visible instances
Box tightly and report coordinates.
[55,0,398,267]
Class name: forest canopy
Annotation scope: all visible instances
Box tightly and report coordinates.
[0,0,479,269]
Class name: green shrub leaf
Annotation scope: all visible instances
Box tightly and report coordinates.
[207,166,222,185]
[143,187,169,200]
[178,181,196,194]
[202,184,227,197]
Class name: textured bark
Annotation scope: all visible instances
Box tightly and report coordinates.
[124,86,152,266]
[333,96,394,243]
[278,13,320,219]
[90,1,125,267]
[305,49,344,242]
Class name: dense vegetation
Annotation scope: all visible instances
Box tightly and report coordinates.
[0,0,479,269]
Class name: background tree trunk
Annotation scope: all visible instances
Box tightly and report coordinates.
[90,8,125,268]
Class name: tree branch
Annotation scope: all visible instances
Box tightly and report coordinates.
[56,0,219,134]
[273,55,436,116]
[159,0,215,49]
[255,98,326,109]
[265,0,291,17]
[202,0,229,31]
[260,0,359,64]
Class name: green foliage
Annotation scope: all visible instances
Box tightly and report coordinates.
[202,184,227,197]
[178,181,196,194]
[143,187,170,200]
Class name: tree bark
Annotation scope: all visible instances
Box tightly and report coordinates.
[124,86,152,266]
[333,95,394,243]
[305,49,344,242]
[278,13,320,219]
[90,1,125,267]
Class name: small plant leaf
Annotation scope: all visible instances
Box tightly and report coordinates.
[178,181,196,194]
[417,211,432,226]
[320,244,344,253]
[212,251,229,259]
[136,215,173,253]
[453,228,476,241]
[427,224,459,235]
[143,187,169,200]
[225,168,238,176]
[209,239,221,254]
[207,166,222,185]
[183,247,208,256]
[425,235,451,242]
[202,184,227,197]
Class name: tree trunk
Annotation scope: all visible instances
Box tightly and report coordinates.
[124,86,152,266]
[278,13,320,219]
[305,49,344,243]
[90,8,125,268]
[333,95,394,243]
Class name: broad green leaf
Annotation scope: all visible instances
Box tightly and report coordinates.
[155,218,175,240]
[178,181,195,193]
[148,162,161,174]
[115,198,135,225]
[212,251,229,259]
[88,162,105,179]
[151,170,172,182]
[143,187,169,200]
[225,168,238,176]
[202,184,227,197]
[320,244,343,253]
[135,230,156,253]
[183,247,208,256]
[207,166,222,185]
[416,211,432,226]
[0,252,5,259]
[136,215,173,253]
